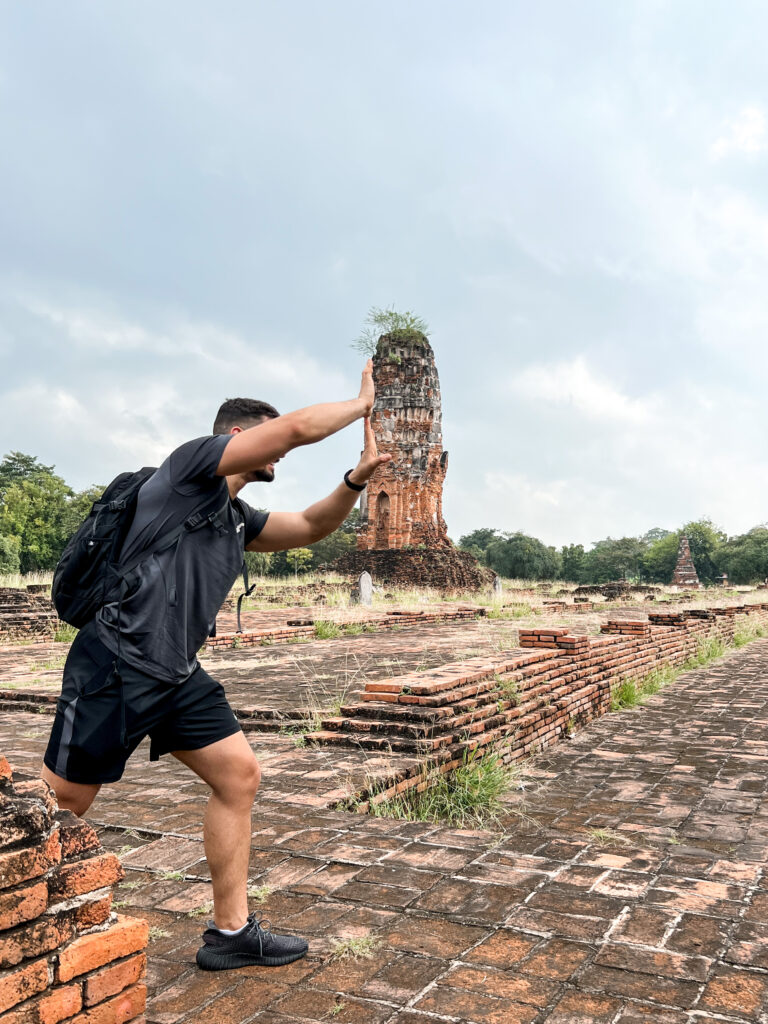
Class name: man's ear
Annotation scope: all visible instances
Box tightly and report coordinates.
[229,426,243,435]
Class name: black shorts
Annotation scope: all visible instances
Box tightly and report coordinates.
[43,622,241,784]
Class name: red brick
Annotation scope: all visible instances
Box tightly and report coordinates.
[0,801,50,851]
[37,983,84,1024]
[74,896,113,931]
[57,813,101,861]
[0,916,75,969]
[49,854,123,900]
[68,983,146,1024]
[0,757,13,786]
[84,954,146,1007]
[0,830,61,889]
[0,881,48,931]
[57,917,148,983]
[0,960,50,1014]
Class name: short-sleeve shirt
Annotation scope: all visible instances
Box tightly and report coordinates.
[96,435,268,683]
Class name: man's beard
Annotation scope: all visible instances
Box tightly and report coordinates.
[249,467,275,483]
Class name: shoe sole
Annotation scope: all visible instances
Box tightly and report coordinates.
[196,945,308,971]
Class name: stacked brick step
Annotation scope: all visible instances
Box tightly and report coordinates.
[0,756,148,1023]
[205,606,483,650]
[0,590,57,643]
[306,604,768,810]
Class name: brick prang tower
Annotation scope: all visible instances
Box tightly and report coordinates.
[357,331,450,550]
[671,535,701,589]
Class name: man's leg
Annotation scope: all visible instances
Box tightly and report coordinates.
[41,764,101,817]
[172,731,260,931]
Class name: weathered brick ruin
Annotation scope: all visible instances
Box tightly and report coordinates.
[0,589,56,643]
[307,603,768,808]
[671,534,701,589]
[0,758,148,1022]
[337,331,490,590]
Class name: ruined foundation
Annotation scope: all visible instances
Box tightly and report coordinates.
[306,603,768,809]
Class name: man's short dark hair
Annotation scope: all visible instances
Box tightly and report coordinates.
[213,398,280,435]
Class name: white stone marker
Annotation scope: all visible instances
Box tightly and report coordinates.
[358,571,373,607]
[493,575,503,597]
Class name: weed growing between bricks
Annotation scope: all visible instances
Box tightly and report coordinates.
[359,748,518,828]
[610,626,766,711]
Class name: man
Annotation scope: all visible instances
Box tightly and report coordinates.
[41,359,390,970]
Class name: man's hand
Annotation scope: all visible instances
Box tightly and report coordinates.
[347,417,392,487]
[358,359,375,417]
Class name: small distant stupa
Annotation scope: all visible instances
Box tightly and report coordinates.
[671,535,701,589]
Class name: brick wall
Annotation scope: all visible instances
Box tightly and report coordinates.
[205,604,484,649]
[0,590,57,644]
[307,603,768,810]
[0,759,148,1023]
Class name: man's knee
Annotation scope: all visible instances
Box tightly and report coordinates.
[41,765,100,818]
[213,756,261,805]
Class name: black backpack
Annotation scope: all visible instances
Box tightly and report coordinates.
[52,468,244,629]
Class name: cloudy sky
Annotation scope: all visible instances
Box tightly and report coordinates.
[1,2,766,548]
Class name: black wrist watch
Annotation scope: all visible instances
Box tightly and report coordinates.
[344,469,365,492]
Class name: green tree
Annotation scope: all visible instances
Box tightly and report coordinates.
[560,543,586,582]
[285,548,314,577]
[0,452,56,497]
[308,509,360,566]
[485,532,561,580]
[642,532,679,583]
[717,525,768,584]
[581,537,646,583]
[244,550,273,577]
[458,528,499,562]
[0,476,75,572]
[0,534,21,573]
[640,527,672,546]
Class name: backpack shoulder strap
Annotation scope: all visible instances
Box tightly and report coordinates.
[116,490,233,578]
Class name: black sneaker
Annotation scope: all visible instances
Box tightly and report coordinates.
[196,914,309,970]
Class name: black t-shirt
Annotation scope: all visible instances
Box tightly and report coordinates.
[96,435,268,683]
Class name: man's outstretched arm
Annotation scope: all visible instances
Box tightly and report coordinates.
[246,418,391,552]
[216,361,375,477]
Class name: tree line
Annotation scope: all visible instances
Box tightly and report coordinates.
[458,522,768,585]
[0,451,358,577]
[1,451,766,584]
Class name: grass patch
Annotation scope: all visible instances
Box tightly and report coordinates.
[342,622,364,636]
[159,870,185,881]
[329,935,381,960]
[187,900,214,918]
[314,620,341,640]
[247,884,273,904]
[494,675,519,704]
[366,749,516,828]
[733,623,767,648]
[53,623,78,643]
[586,827,631,847]
[148,926,171,941]
[683,635,726,668]
[610,643,730,713]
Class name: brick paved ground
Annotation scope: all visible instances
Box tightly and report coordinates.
[3,639,768,1021]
